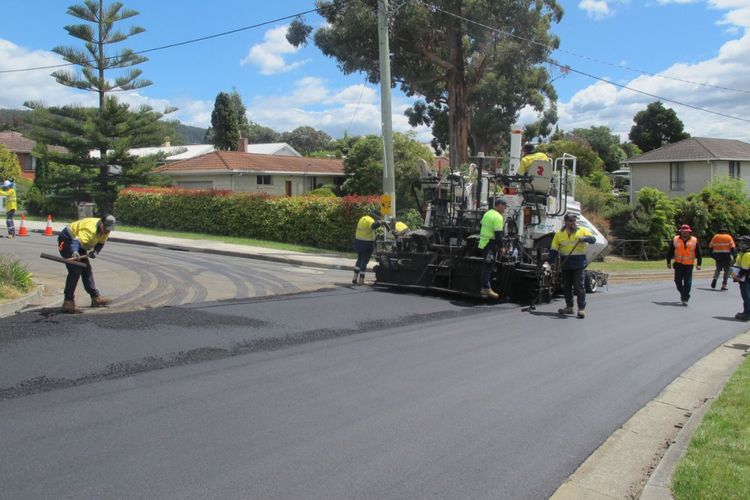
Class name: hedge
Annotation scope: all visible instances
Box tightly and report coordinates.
[113,188,381,252]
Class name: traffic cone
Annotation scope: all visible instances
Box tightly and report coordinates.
[17,214,28,237]
[44,215,54,236]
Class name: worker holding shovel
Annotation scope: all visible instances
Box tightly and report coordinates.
[57,214,116,313]
[548,213,596,318]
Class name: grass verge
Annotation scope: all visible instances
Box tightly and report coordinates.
[0,254,34,300]
[672,355,750,499]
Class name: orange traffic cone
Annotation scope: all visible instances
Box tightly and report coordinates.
[44,215,54,236]
[17,214,28,237]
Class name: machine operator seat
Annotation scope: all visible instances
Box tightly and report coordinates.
[525,159,554,194]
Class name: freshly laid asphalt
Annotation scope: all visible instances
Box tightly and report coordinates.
[1,221,750,499]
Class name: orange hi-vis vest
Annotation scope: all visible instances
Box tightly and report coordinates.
[673,235,698,265]
[709,233,735,254]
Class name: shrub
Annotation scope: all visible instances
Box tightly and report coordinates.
[113,188,381,252]
[0,254,33,299]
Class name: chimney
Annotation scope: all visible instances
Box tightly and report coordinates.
[238,137,248,152]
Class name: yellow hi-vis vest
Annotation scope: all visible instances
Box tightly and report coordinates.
[478,209,505,250]
[0,187,17,211]
[68,218,110,250]
[355,215,377,241]
[551,226,593,255]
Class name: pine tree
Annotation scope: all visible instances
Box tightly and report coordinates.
[210,92,241,151]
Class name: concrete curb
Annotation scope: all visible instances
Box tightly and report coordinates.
[0,284,45,318]
[28,228,357,272]
[551,330,750,500]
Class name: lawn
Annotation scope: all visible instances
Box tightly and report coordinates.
[672,355,750,499]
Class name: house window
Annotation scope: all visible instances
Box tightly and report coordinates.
[670,162,684,191]
[257,175,272,185]
[729,161,741,179]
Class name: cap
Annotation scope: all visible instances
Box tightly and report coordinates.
[101,214,116,231]
[1,180,11,188]
[494,197,508,206]
[564,213,578,222]
[679,224,692,232]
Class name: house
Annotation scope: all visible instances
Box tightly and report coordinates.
[92,140,302,163]
[0,131,66,181]
[623,137,750,205]
[153,150,345,196]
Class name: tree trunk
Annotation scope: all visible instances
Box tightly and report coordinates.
[445,12,469,169]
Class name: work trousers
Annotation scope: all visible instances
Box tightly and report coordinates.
[673,263,694,303]
[353,239,374,276]
[561,267,586,309]
[480,245,495,289]
[712,254,732,287]
[58,236,99,301]
[5,209,15,236]
[740,280,750,316]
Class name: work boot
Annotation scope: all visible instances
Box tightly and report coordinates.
[558,306,574,315]
[90,295,111,307]
[357,274,365,285]
[721,285,728,291]
[480,288,499,299]
[735,312,749,321]
[710,279,717,289]
[352,271,359,285]
[61,300,81,314]
[577,309,586,319]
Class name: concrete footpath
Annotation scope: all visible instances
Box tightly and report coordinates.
[5,219,749,499]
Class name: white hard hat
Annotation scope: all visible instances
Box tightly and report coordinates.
[1,180,11,188]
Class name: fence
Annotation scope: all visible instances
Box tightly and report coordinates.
[604,239,651,260]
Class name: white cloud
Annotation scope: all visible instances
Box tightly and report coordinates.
[558,1,750,143]
[247,78,431,141]
[240,25,310,75]
[578,0,613,20]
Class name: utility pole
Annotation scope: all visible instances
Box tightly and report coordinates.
[377,0,396,217]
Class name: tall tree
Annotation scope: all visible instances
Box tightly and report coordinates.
[629,101,690,153]
[0,145,22,181]
[27,0,171,212]
[342,132,432,211]
[288,0,563,168]
[281,126,333,155]
[571,126,624,172]
[246,122,281,144]
[229,89,251,138]
[210,92,241,151]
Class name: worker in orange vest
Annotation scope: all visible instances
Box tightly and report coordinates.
[666,224,702,306]
[708,226,736,290]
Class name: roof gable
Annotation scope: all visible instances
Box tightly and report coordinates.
[154,151,344,175]
[626,137,750,163]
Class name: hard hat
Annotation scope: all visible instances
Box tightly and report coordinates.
[679,224,692,232]
[101,214,116,231]
[1,180,11,188]
[564,213,578,222]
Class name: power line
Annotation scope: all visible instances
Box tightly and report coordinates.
[423,2,750,124]
[0,2,355,74]
[422,1,750,96]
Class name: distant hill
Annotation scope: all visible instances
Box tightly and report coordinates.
[0,108,208,145]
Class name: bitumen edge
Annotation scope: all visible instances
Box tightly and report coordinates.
[0,284,45,318]
[551,329,750,500]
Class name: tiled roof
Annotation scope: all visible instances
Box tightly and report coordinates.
[626,137,750,163]
[154,151,344,175]
[0,131,67,154]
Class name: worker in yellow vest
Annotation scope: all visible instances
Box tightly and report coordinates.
[667,224,702,306]
[518,143,552,176]
[548,213,596,318]
[352,209,382,285]
[57,214,116,313]
[732,235,750,320]
[708,226,736,290]
[0,180,17,238]
[478,197,508,299]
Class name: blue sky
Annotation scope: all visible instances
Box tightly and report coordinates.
[1,0,749,144]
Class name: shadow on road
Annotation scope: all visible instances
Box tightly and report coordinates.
[527,310,575,319]
[713,315,749,323]
[652,301,686,307]
[695,287,726,292]
[725,342,750,351]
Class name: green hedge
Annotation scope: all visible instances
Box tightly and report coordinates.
[113,188,381,252]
